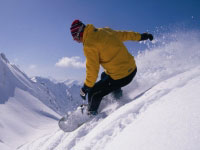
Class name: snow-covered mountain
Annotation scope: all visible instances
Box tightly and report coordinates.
[62,79,82,88]
[1,29,200,150]
[0,53,59,150]
[32,76,83,114]
[0,53,82,150]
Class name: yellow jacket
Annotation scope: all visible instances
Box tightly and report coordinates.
[83,24,141,87]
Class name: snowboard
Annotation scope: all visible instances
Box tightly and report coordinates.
[58,95,124,132]
[58,104,106,132]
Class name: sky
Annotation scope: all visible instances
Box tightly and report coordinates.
[0,0,200,81]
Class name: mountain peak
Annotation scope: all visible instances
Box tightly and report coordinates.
[0,53,9,63]
[0,53,32,104]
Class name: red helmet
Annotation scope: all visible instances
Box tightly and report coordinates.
[70,20,85,41]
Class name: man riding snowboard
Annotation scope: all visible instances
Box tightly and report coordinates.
[70,20,153,116]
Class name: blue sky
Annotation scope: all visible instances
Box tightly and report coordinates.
[0,0,200,81]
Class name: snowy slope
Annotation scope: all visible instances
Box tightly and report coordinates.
[0,88,59,149]
[0,53,33,104]
[0,53,62,150]
[18,66,200,150]
[0,53,85,150]
[105,67,200,150]
[18,30,200,150]
[0,53,61,114]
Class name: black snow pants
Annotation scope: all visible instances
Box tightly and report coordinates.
[87,68,137,112]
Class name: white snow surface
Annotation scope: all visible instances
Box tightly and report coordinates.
[1,29,200,150]
[0,88,60,149]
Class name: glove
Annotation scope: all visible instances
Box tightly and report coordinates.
[140,33,154,41]
[80,84,91,100]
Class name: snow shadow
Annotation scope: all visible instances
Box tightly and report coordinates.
[36,110,59,121]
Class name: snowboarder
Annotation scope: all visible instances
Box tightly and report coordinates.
[70,20,153,115]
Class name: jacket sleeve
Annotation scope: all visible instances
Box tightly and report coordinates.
[84,45,100,87]
[113,30,141,42]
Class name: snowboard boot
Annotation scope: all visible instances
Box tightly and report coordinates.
[80,104,98,116]
[87,110,98,116]
[112,88,123,100]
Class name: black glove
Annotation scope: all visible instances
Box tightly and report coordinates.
[140,33,154,41]
[80,84,91,100]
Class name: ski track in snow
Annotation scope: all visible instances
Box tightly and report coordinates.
[21,130,65,150]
